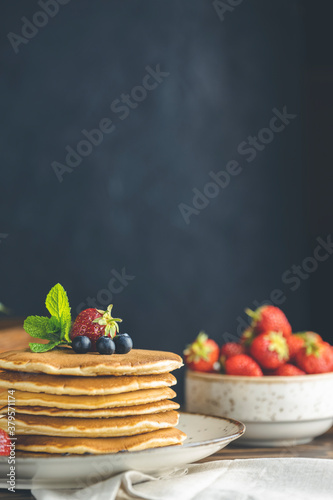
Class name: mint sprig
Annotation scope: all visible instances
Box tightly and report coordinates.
[28,341,62,353]
[23,316,52,339]
[23,283,72,353]
[45,283,71,342]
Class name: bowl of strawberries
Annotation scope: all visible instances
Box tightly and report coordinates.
[184,306,333,447]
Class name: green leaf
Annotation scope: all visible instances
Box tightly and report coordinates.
[45,283,71,342]
[61,311,72,343]
[29,341,61,353]
[24,284,72,353]
[47,316,61,334]
[45,283,69,319]
[24,316,51,339]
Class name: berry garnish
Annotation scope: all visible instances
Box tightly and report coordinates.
[114,333,133,354]
[96,337,116,355]
[70,304,122,351]
[23,286,129,355]
[71,336,91,354]
[92,304,122,336]
[0,429,10,457]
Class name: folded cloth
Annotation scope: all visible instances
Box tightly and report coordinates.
[32,458,333,500]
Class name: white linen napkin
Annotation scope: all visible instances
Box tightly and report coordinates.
[31,458,333,500]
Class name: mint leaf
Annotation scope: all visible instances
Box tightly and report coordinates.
[61,311,72,343]
[45,283,69,319]
[47,316,61,334]
[45,284,71,342]
[24,283,72,353]
[29,341,61,353]
[24,316,51,339]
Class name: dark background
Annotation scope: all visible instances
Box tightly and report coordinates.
[1,0,332,399]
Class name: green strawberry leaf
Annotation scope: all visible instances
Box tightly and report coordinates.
[29,341,62,353]
[24,316,52,339]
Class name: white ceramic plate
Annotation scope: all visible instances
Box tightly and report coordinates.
[0,412,245,490]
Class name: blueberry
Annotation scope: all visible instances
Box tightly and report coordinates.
[114,333,133,354]
[96,336,116,355]
[72,336,91,354]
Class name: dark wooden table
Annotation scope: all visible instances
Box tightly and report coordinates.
[1,321,332,499]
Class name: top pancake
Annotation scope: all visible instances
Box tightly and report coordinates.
[0,348,183,376]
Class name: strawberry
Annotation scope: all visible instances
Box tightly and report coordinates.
[286,335,305,361]
[295,331,323,344]
[290,332,326,363]
[250,331,289,369]
[246,306,292,338]
[70,304,122,351]
[184,332,219,373]
[220,342,245,371]
[0,429,10,456]
[240,327,256,347]
[295,340,333,374]
[273,364,306,376]
[220,342,245,359]
[225,354,263,376]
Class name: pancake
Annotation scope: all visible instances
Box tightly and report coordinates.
[0,370,177,395]
[0,387,176,409]
[16,427,187,454]
[0,348,183,376]
[0,400,179,418]
[0,411,179,437]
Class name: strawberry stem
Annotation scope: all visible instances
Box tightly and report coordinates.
[267,332,289,360]
[245,308,260,322]
[184,332,212,363]
[92,304,122,338]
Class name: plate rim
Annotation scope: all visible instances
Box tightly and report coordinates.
[179,412,245,449]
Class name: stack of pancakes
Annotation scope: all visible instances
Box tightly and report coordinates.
[0,348,186,455]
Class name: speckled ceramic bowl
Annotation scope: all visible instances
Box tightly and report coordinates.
[185,370,333,447]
